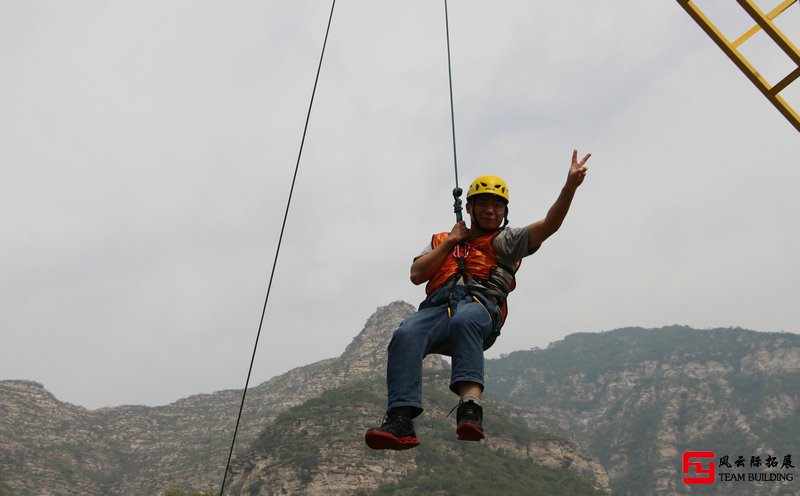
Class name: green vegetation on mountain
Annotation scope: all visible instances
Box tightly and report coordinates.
[0,480,13,496]
[486,326,800,496]
[2,311,797,496]
[163,489,217,496]
[363,447,602,496]
[246,371,606,495]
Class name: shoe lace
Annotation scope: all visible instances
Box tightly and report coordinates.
[447,399,469,418]
[449,399,481,419]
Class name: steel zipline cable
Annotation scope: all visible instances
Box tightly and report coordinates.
[444,0,463,222]
[218,1,336,494]
[443,0,472,284]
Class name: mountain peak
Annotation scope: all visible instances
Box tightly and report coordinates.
[339,301,448,377]
[340,301,414,358]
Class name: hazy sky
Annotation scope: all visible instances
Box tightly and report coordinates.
[2,1,798,409]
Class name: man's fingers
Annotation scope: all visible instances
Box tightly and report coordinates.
[572,149,591,168]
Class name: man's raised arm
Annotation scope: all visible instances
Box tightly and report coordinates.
[527,149,591,251]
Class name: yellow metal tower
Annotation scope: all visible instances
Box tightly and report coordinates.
[678,0,800,132]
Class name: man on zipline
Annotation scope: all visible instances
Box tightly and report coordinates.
[365,150,591,450]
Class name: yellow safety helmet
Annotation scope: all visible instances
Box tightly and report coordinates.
[466,175,509,203]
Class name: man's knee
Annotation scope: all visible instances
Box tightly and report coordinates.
[388,321,424,352]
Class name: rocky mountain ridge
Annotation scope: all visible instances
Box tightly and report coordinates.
[0,301,427,495]
[486,326,800,495]
[2,303,798,495]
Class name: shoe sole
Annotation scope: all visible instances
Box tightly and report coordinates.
[456,422,485,441]
[365,429,420,450]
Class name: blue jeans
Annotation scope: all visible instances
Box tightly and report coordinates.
[386,285,502,414]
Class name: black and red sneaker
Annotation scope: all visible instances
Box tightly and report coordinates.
[455,400,485,441]
[365,407,420,450]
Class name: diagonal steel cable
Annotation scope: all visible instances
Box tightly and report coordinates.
[218,2,336,494]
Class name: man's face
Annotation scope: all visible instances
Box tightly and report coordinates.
[467,195,506,230]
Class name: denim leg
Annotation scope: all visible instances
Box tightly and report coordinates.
[386,305,450,414]
[448,296,496,394]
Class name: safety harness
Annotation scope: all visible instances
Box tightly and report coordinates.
[429,228,519,326]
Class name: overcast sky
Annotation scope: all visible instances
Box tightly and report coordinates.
[2,0,798,410]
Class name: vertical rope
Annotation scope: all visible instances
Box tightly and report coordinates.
[218,1,336,494]
[444,0,463,222]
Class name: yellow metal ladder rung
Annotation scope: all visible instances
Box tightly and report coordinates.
[772,66,800,95]
[737,0,800,66]
[732,0,798,48]
[677,0,800,132]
